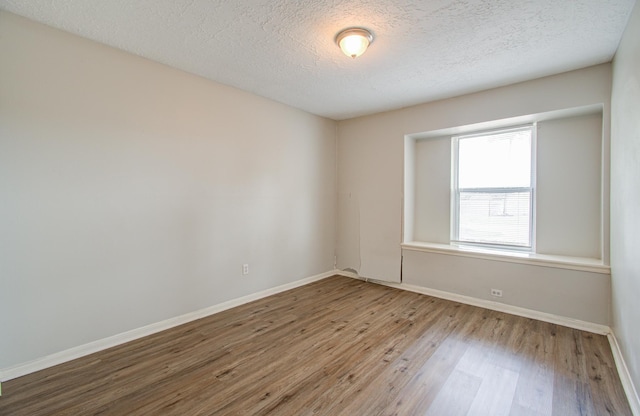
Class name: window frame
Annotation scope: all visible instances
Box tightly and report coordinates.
[451,124,537,252]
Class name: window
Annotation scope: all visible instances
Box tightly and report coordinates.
[452,125,535,251]
[406,111,602,263]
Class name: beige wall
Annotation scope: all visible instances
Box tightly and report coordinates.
[0,12,337,369]
[611,0,640,400]
[536,113,603,258]
[338,64,612,323]
[402,250,610,324]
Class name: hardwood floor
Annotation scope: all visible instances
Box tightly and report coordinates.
[0,275,632,415]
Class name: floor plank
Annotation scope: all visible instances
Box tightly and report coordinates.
[0,276,632,415]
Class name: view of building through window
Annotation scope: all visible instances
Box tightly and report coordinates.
[454,126,534,249]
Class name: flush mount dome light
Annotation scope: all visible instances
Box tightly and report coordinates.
[336,27,373,58]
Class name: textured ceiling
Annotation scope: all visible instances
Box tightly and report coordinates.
[0,0,636,120]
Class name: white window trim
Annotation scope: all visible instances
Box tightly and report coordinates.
[451,124,537,252]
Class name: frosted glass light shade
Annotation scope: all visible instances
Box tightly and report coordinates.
[336,28,373,58]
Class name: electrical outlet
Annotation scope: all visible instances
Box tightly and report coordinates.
[242,264,249,275]
[490,288,503,298]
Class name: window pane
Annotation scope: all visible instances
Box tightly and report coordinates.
[458,129,531,188]
[458,191,531,247]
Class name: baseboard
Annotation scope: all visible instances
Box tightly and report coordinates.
[335,270,609,335]
[0,270,335,382]
[608,332,640,415]
[338,269,364,280]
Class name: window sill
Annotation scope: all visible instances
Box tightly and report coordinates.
[401,242,610,274]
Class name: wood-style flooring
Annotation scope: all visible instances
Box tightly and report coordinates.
[0,275,632,415]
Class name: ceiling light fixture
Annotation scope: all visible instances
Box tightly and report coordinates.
[336,28,373,59]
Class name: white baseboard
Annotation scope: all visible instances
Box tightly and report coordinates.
[338,269,364,280]
[335,270,609,335]
[608,332,640,415]
[0,271,335,382]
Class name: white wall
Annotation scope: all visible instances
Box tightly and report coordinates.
[0,12,336,370]
[536,113,603,258]
[338,64,612,323]
[611,0,640,400]
[413,136,451,244]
